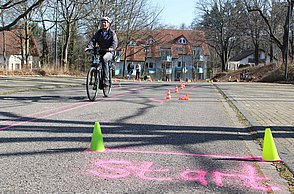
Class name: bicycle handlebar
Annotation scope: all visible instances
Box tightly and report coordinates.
[84,47,117,53]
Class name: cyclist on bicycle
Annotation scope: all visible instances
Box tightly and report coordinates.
[85,16,118,90]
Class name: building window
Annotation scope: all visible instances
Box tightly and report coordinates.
[161,63,171,69]
[128,40,137,46]
[178,61,185,67]
[146,38,155,45]
[193,47,203,56]
[15,63,20,70]
[146,62,153,68]
[160,49,171,56]
[178,37,187,44]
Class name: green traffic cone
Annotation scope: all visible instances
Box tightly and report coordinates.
[90,122,105,152]
[262,128,281,162]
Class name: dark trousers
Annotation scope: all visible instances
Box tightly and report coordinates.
[135,70,140,80]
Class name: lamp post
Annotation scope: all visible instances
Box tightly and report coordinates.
[143,46,149,77]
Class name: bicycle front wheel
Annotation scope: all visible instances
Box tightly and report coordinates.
[86,67,99,101]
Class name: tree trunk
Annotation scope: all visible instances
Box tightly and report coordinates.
[62,22,71,71]
[122,44,128,78]
[220,54,226,72]
[254,45,259,67]
[41,21,49,66]
[25,20,29,69]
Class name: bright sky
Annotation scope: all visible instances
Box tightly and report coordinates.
[151,0,196,27]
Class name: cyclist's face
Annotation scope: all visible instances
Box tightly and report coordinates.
[100,20,110,30]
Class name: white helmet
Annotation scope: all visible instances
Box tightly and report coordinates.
[100,16,111,24]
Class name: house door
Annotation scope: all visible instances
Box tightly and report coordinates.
[176,71,181,81]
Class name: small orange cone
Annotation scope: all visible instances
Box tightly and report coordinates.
[175,86,178,93]
[180,84,184,90]
[262,128,281,162]
[178,95,185,100]
[166,89,171,100]
[118,82,122,88]
[179,94,189,100]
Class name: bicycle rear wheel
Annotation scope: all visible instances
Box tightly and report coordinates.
[86,67,99,101]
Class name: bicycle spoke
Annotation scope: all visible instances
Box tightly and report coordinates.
[86,67,99,101]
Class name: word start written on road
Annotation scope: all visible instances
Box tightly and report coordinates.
[86,159,279,192]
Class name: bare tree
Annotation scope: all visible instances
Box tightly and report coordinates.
[0,0,45,31]
[32,0,57,66]
[197,0,247,71]
[6,1,39,69]
[244,10,268,66]
[245,0,293,78]
[58,0,96,70]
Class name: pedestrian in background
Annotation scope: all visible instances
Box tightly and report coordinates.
[127,63,134,80]
[135,64,141,80]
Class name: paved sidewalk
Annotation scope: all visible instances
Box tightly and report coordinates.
[214,82,294,174]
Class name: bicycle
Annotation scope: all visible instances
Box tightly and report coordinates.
[85,48,114,101]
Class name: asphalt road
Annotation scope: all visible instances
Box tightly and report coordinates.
[0,77,290,193]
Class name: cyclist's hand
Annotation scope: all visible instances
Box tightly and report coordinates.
[108,48,114,52]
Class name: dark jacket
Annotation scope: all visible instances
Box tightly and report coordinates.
[91,29,118,51]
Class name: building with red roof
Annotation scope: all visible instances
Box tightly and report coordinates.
[0,30,40,71]
[116,29,209,81]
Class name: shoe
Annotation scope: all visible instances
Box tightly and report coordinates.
[99,83,104,90]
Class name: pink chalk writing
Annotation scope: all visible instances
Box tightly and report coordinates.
[180,170,208,186]
[89,160,131,179]
[213,165,279,191]
[134,162,172,181]
[87,159,279,192]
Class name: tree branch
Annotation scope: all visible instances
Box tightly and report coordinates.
[0,0,45,31]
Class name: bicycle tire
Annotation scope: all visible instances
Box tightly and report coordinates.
[103,69,112,97]
[86,67,99,101]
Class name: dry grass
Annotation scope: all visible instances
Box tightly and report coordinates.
[0,67,86,77]
[212,63,294,83]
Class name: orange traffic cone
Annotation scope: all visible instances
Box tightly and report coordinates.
[174,86,179,93]
[166,89,171,100]
[178,95,185,100]
[179,94,189,100]
[118,82,122,88]
[180,84,184,90]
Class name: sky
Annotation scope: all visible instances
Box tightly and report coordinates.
[150,0,196,27]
